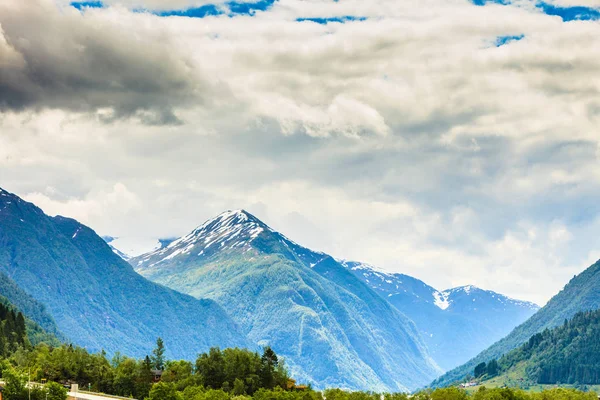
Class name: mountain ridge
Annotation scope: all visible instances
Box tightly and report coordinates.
[133,209,441,392]
[0,187,249,359]
[339,259,539,370]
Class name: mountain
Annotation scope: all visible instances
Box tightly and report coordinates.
[0,187,248,359]
[431,258,600,388]
[340,261,539,371]
[133,210,441,392]
[475,309,600,388]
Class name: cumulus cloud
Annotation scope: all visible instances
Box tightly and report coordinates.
[1,0,600,304]
[0,0,226,123]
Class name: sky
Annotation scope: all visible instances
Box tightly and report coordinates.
[1,0,600,306]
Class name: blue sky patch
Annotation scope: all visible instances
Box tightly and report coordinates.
[152,0,276,18]
[71,0,276,18]
[470,0,600,21]
[296,16,367,24]
[471,0,510,6]
[536,2,600,21]
[226,0,276,15]
[70,1,104,9]
[495,34,524,46]
[155,5,223,18]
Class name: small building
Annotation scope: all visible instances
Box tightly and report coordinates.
[151,369,163,383]
[286,378,307,391]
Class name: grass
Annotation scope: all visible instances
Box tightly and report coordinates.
[463,362,600,394]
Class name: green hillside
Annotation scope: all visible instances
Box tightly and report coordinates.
[0,187,248,359]
[0,271,64,342]
[473,309,600,388]
[431,259,600,388]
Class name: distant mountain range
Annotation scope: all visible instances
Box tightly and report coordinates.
[132,209,538,390]
[0,187,545,392]
[431,258,600,388]
[339,261,539,370]
[0,187,248,359]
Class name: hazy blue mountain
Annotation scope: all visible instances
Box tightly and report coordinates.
[340,261,539,371]
[431,258,600,388]
[0,187,248,359]
[133,210,441,392]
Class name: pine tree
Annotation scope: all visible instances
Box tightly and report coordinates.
[474,362,487,378]
[151,337,166,370]
[260,346,278,389]
[135,355,154,400]
[487,359,499,377]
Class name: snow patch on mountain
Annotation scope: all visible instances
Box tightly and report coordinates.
[441,285,539,311]
[340,261,539,312]
[433,291,450,310]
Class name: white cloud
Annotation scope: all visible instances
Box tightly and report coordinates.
[23,183,142,228]
[1,0,600,304]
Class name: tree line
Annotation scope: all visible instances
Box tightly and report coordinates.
[2,337,292,400]
[0,302,28,357]
[2,300,600,400]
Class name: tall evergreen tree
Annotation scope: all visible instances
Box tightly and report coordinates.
[474,362,487,378]
[152,337,166,370]
[260,346,279,389]
[486,360,498,377]
[135,355,154,400]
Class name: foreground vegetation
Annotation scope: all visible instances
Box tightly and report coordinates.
[469,310,600,388]
[1,295,600,400]
[4,340,600,400]
[2,341,291,400]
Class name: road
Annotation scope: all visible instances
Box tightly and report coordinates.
[68,390,136,400]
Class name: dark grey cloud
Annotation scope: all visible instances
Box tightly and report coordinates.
[0,1,216,124]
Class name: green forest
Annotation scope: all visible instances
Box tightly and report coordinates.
[473,309,600,386]
[0,297,599,400]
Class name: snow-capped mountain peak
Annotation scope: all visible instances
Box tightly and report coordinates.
[340,260,394,276]
[133,209,331,273]
[170,209,264,246]
[439,285,539,311]
[340,261,539,313]
[136,209,266,266]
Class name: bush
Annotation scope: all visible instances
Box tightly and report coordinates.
[46,382,67,400]
[148,382,182,400]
